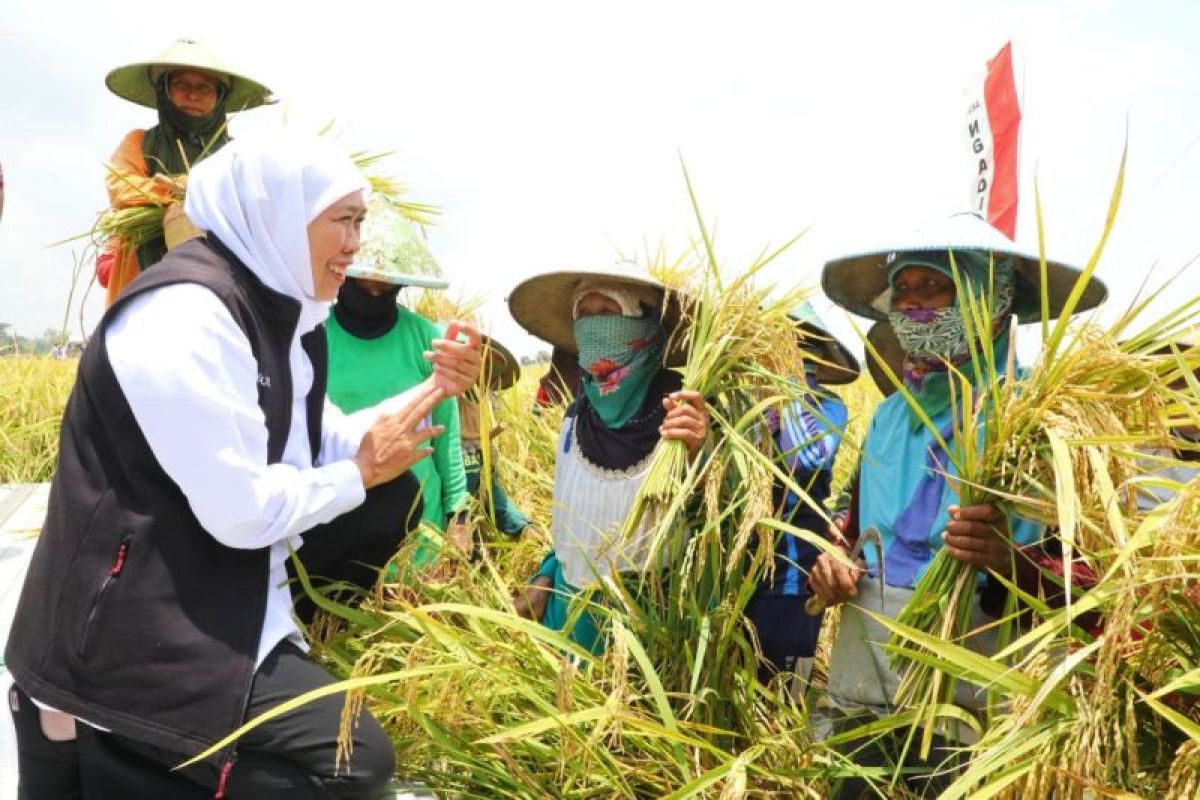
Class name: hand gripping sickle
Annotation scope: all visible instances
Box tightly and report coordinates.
[804,527,884,616]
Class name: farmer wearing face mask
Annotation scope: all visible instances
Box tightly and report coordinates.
[506,265,710,652]
[326,196,473,561]
[811,212,1107,799]
[98,39,273,305]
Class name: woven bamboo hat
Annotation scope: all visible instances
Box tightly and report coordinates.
[346,197,449,289]
[506,262,689,367]
[864,321,907,397]
[106,39,273,111]
[789,302,860,385]
[480,334,520,392]
[822,212,1107,322]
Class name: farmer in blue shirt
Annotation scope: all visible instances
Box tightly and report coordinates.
[747,302,858,684]
[810,212,1107,799]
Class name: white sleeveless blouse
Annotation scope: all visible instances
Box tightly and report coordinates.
[551,416,659,588]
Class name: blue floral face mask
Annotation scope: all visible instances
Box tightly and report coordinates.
[574,314,664,428]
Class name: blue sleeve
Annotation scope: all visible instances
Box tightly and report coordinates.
[780,395,848,474]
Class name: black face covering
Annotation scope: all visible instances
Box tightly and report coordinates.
[333,280,403,339]
[142,72,231,176]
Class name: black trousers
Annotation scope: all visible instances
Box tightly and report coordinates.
[745,593,823,683]
[830,720,964,799]
[9,682,83,800]
[12,473,420,800]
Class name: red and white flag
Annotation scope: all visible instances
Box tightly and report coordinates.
[964,41,1021,239]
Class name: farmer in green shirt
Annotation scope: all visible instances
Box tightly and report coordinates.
[326,197,472,557]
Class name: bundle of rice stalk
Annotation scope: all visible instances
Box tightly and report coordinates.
[81,148,437,255]
[410,289,485,327]
[887,155,1200,757]
[929,472,1200,799]
[616,164,814,565]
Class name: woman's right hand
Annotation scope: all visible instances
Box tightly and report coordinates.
[514,575,553,621]
[808,551,866,608]
[354,382,446,489]
[426,321,483,397]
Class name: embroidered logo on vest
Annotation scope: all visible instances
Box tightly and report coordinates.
[257,373,272,389]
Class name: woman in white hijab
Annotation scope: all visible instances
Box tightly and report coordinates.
[5,132,481,799]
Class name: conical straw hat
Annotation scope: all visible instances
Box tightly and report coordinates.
[479,334,520,392]
[789,302,860,385]
[106,39,273,111]
[347,197,449,289]
[506,262,690,367]
[865,321,906,397]
[823,212,1107,322]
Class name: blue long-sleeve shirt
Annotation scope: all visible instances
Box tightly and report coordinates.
[763,389,848,597]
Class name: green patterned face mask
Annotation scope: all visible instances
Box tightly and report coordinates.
[888,280,1013,362]
[886,252,1014,363]
[574,314,664,428]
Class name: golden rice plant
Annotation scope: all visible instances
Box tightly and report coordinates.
[184,174,872,796]
[918,463,1200,799]
[188,509,845,798]
[0,356,77,483]
[74,149,437,256]
[874,150,1200,794]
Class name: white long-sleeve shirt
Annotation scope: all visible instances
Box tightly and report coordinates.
[106,283,423,667]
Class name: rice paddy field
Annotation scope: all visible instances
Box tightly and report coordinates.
[11,326,1200,798]
[6,208,1200,796]
[0,356,75,483]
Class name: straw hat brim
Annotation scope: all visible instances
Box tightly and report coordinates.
[796,320,860,385]
[480,334,520,392]
[106,40,273,111]
[865,322,906,398]
[822,213,1107,322]
[507,268,689,367]
[344,264,450,290]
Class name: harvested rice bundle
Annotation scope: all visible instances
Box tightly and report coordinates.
[85,149,437,256]
[617,169,816,570]
[934,472,1200,799]
[891,317,1193,744]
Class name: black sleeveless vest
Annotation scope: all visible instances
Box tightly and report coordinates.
[5,236,328,758]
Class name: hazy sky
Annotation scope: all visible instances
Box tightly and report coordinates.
[2,0,1198,358]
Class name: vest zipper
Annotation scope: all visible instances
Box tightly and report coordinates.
[214,757,235,798]
[78,532,133,658]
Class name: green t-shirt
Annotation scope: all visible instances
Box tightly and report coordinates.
[326,306,468,529]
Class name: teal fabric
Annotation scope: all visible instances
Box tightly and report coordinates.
[899,327,1013,428]
[532,552,604,653]
[575,315,664,428]
[886,251,1015,313]
[857,352,1042,589]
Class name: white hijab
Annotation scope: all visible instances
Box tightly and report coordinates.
[185,131,369,336]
